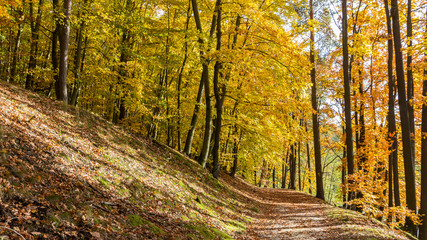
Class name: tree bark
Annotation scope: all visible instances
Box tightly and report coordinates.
[55,0,72,103]
[212,0,223,179]
[10,4,25,83]
[390,0,416,233]
[197,0,221,168]
[298,140,301,191]
[231,131,242,177]
[272,167,276,188]
[184,77,204,155]
[282,150,289,189]
[407,0,415,163]
[307,141,312,194]
[383,0,400,208]
[198,63,212,167]
[184,0,218,157]
[254,171,257,185]
[419,9,427,240]
[310,0,324,200]
[177,1,192,152]
[342,0,355,203]
[69,0,88,106]
[51,0,60,88]
[342,126,347,208]
[25,0,44,90]
[289,144,296,190]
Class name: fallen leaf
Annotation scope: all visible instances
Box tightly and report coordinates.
[90,231,103,240]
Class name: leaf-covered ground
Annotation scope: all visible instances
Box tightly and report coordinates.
[224,176,412,240]
[0,82,410,239]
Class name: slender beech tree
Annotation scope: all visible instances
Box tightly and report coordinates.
[390,0,416,233]
[272,167,276,188]
[184,78,204,155]
[51,0,60,90]
[342,126,347,207]
[25,0,44,90]
[177,1,192,152]
[289,144,296,190]
[69,0,89,106]
[383,0,400,207]
[407,0,415,161]
[55,0,72,103]
[342,0,355,203]
[212,0,223,178]
[306,123,312,194]
[230,132,240,177]
[298,140,301,191]
[282,150,289,188]
[419,9,427,240]
[185,0,218,158]
[310,0,324,200]
[10,3,25,83]
[192,0,220,167]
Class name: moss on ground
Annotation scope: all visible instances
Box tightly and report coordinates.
[128,215,165,235]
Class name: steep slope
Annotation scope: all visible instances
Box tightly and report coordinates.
[0,82,411,239]
[0,82,253,239]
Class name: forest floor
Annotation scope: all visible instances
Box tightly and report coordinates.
[0,81,411,239]
[225,175,412,240]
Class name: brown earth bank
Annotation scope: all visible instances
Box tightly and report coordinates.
[0,82,410,239]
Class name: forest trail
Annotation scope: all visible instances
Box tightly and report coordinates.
[223,175,411,240]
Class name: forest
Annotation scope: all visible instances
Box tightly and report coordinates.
[1,0,427,238]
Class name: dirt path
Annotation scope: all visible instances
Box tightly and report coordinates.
[222,175,410,240]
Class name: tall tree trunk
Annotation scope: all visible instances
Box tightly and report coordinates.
[282,150,289,189]
[358,77,366,166]
[420,10,427,239]
[342,126,347,208]
[231,130,242,177]
[198,63,212,167]
[25,0,44,90]
[342,0,355,203]
[167,95,172,146]
[55,0,72,103]
[184,77,204,155]
[184,0,218,157]
[51,0,60,88]
[177,1,192,152]
[419,11,427,239]
[69,0,88,106]
[307,142,312,194]
[298,141,301,191]
[383,0,400,208]
[272,167,276,188]
[310,0,324,200]
[390,0,416,233]
[212,0,223,178]
[407,0,415,163]
[289,144,296,190]
[259,160,266,187]
[306,122,312,194]
[10,4,25,83]
[254,171,257,185]
[197,0,221,168]
[5,29,13,81]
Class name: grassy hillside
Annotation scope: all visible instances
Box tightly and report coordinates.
[0,82,255,239]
